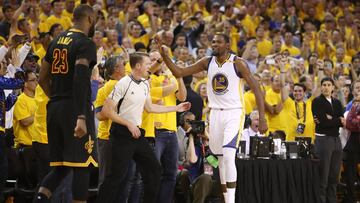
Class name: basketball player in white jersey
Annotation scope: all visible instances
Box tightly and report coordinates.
[155,33,268,203]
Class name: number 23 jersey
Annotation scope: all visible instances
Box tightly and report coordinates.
[44,29,97,101]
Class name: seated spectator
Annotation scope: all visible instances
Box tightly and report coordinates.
[241,111,265,155]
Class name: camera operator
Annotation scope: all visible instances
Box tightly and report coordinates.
[176,111,221,203]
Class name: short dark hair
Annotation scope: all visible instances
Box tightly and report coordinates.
[294,83,306,92]
[2,4,13,13]
[20,69,35,82]
[49,23,62,36]
[73,4,94,22]
[214,33,230,43]
[129,52,149,69]
[321,77,335,86]
[134,42,146,51]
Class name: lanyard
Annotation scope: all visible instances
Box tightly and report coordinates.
[295,101,306,123]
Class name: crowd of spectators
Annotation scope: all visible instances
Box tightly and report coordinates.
[0,0,359,202]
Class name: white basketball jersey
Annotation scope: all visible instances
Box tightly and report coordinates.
[206,54,245,109]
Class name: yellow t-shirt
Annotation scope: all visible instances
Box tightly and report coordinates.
[129,34,150,47]
[257,39,273,57]
[46,15,72,32]
[332,55,352,75]
[265,89,288,135]
[13,93,36,147]
[242,15,256,37]
[32,86,49,144]
[281,44,301,57]
[34,45,46,65]
[94,79,118,140]
[151,74,178,132]
[125,62,132,75]
[62,10,73,20]
[137,13,150,29]
[193,3,210,17]
[244,90,257,114]
[283,97,315,141]
[141,86,163,137]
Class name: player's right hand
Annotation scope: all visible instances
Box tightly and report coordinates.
[258,118,268,134]
[74,118,87,138]
[127,123,141,139]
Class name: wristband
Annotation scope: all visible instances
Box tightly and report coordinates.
[78,115,86,120]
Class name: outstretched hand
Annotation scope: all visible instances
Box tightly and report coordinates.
[176,102,191,112]
[154,33,169,56]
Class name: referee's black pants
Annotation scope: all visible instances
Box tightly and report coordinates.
[97,123,161,203]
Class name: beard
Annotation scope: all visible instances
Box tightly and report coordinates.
[212,50,219,56]
[88,24,95,38]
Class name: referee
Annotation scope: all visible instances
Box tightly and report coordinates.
[97,52,190,203]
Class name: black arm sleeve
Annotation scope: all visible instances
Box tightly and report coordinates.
[73,64,91,117]
[73,38,97,117]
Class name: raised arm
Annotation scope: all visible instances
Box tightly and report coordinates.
[235,58,268,134]
[156,35,208,78]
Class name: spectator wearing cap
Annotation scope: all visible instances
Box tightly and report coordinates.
[0,5,14,40]
[45,0,72,33]
[22,52,39,72]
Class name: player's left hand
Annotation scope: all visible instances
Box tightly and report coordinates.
[74,118,87,138]
[176,102,191,112]
[258,118,268,134]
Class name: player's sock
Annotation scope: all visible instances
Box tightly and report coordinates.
[33,193,50,203]
[226,188,236,203]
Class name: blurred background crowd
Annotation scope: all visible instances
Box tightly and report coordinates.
[0,0,360,202]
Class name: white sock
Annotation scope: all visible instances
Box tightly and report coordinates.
[227,188,235,203]
[222,192,227,203]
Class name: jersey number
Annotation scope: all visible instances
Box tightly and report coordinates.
[51,49,68,74]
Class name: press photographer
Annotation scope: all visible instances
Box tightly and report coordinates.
[176,111,221,203]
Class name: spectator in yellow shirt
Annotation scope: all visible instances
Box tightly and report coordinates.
[256,26,273,57]
[13,70,37,148]
[45,0,72,32]
[62,0,75,20]
[281,30,301,57]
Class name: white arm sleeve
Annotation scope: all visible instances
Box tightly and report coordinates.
[0,45,9,61]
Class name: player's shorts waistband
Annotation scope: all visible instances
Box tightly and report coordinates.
[210,107,243,111]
